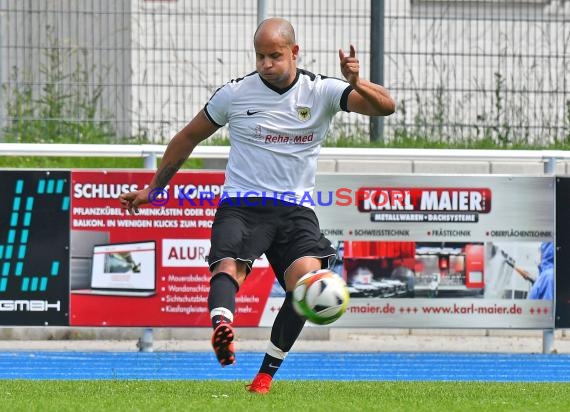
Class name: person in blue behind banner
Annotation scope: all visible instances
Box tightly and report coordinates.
[528,241,554,300]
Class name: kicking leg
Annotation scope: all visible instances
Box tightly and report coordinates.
[208,259,246,367]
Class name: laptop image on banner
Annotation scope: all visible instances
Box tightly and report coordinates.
[72,240,156,297]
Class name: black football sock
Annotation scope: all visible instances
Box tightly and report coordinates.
[258,292,306,377]
[208,272,238,329]
[258,351,284,378]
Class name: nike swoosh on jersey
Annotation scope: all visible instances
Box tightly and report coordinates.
[247,110,261,115]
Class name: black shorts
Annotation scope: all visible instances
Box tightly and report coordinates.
[207,198,336,288]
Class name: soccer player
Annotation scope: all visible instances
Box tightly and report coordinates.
[119,17,395,393]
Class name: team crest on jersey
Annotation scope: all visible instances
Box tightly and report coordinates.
[297,107,311,121]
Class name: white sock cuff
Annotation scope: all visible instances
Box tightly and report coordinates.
[210,307,234,322]
[266,341,287,360]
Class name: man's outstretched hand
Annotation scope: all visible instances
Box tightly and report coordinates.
[119,187,151,215]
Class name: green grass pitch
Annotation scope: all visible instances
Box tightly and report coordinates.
[1,380,569,412]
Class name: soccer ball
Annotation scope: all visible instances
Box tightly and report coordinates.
[292,269,350,325]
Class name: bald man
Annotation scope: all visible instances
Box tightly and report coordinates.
[120,17,395,393]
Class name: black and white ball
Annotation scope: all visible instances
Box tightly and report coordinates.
[292,269,350,325]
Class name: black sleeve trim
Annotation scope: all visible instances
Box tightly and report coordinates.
[340,86,353,112]
[203,104,224,128]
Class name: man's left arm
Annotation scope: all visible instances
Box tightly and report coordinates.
[339,44,396,116]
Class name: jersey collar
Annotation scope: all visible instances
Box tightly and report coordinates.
[258,69,300,95]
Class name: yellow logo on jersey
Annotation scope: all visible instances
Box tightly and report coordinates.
[297,107,311,121]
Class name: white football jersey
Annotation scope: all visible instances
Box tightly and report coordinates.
[204,69,352,206]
